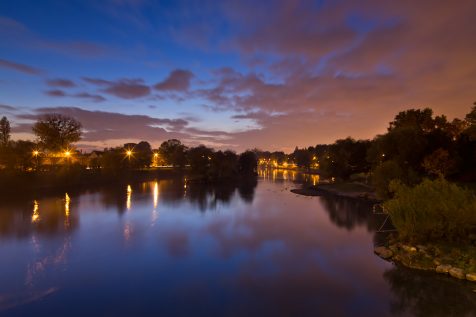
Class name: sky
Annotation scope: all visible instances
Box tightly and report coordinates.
[1,0,475,152]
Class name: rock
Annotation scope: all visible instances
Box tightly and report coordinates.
[402,245,417,253]
[389,244,398,253]
[436,264,452,274]
[449,267,466,279]
[416,245,428,252]
[466,273,476,282]
[433,258,441,266]
[374,246,393,259]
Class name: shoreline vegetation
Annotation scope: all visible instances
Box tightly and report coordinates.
[1,105,476,283]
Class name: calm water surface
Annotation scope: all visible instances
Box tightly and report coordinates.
[1,171,475,316]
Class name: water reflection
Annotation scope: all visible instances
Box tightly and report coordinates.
[31,200,39,223]
[0,175,474,316]
[126,185,132,210]
[258,168,319,185]
[384,266,476,316]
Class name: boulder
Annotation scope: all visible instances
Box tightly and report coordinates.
[435,264,452,274]
[374,246,393,259]
[466,273,476,282]
[449,267,466,279]
[402,245,417,253]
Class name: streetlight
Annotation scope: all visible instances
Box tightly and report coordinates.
[64,150,71,166]
[32,150,40,170]
[125,149,133,168]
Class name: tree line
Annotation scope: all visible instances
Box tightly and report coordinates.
[256,104,476,198]
[0,113,258,179]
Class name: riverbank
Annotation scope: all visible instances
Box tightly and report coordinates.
[291,182,380,202]
[375,241,476,283]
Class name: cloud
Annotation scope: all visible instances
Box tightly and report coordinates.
[83,77,151,99]
[15,107,189,143]
[154,69,194,92]
[46,78,76,88]
[45,89,67,97]
[43,89,106,102]
[73,92,106,102]
[0,17,107,58]
[0,58,43,75]
[0,104,16,111]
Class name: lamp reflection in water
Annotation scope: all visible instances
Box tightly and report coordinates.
[64,193,71,228]
[31,200,40,223]
[126,185,132,210]
[153,182,159,209]
[151,181,159,224]
[64,193,70,216]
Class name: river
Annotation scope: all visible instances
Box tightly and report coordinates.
[0,170,475,316]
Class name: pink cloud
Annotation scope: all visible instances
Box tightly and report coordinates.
[0,58,43,75]
[154,69,194,92]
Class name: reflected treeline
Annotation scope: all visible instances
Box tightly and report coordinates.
[384,266,476,317]
[0,177,258,239]
[318,194,392,246]
[258,168,319,185]
[0,193,79,238]
[120,177,258,212]
[319,195,379,232]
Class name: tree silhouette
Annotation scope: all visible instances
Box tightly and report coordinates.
[32,114,82,151]
[0,116,10,146]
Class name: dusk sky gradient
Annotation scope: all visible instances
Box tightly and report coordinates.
[1,0,475,152]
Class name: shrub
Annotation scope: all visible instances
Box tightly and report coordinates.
[372,160,404,199]
[384,178,476,243]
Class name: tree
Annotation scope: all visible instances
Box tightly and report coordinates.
[238,151,257,175]
[293,148,312,170]
[422,148,456,178]
[0,116,10,146]
[464,104,476,141]
[134,141,153,168]
[209,150,238,178]
[187,145,213,176]
[158,139,187,167]
[32,114,82,151]
[0,140,36,171]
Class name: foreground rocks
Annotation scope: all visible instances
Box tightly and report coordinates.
[374,243,476,283]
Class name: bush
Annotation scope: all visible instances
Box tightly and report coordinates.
[372,160,404,199]
[384,178,476,243]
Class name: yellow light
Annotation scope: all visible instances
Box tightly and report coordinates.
[126,185,132,210]
[126,150,132,157]
[33,150,39,156]
[153,182,159,209]
[32,200,39,223]
[153,153,158,157]
[64,151,71,157]
[65,193,70,217]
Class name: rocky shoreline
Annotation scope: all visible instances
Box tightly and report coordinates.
[291,183,380,202]
[374,243,476,283]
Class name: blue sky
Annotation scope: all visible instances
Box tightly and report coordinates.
[1,0,475,151]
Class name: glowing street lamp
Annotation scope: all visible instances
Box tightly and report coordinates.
[32,150,40,170]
